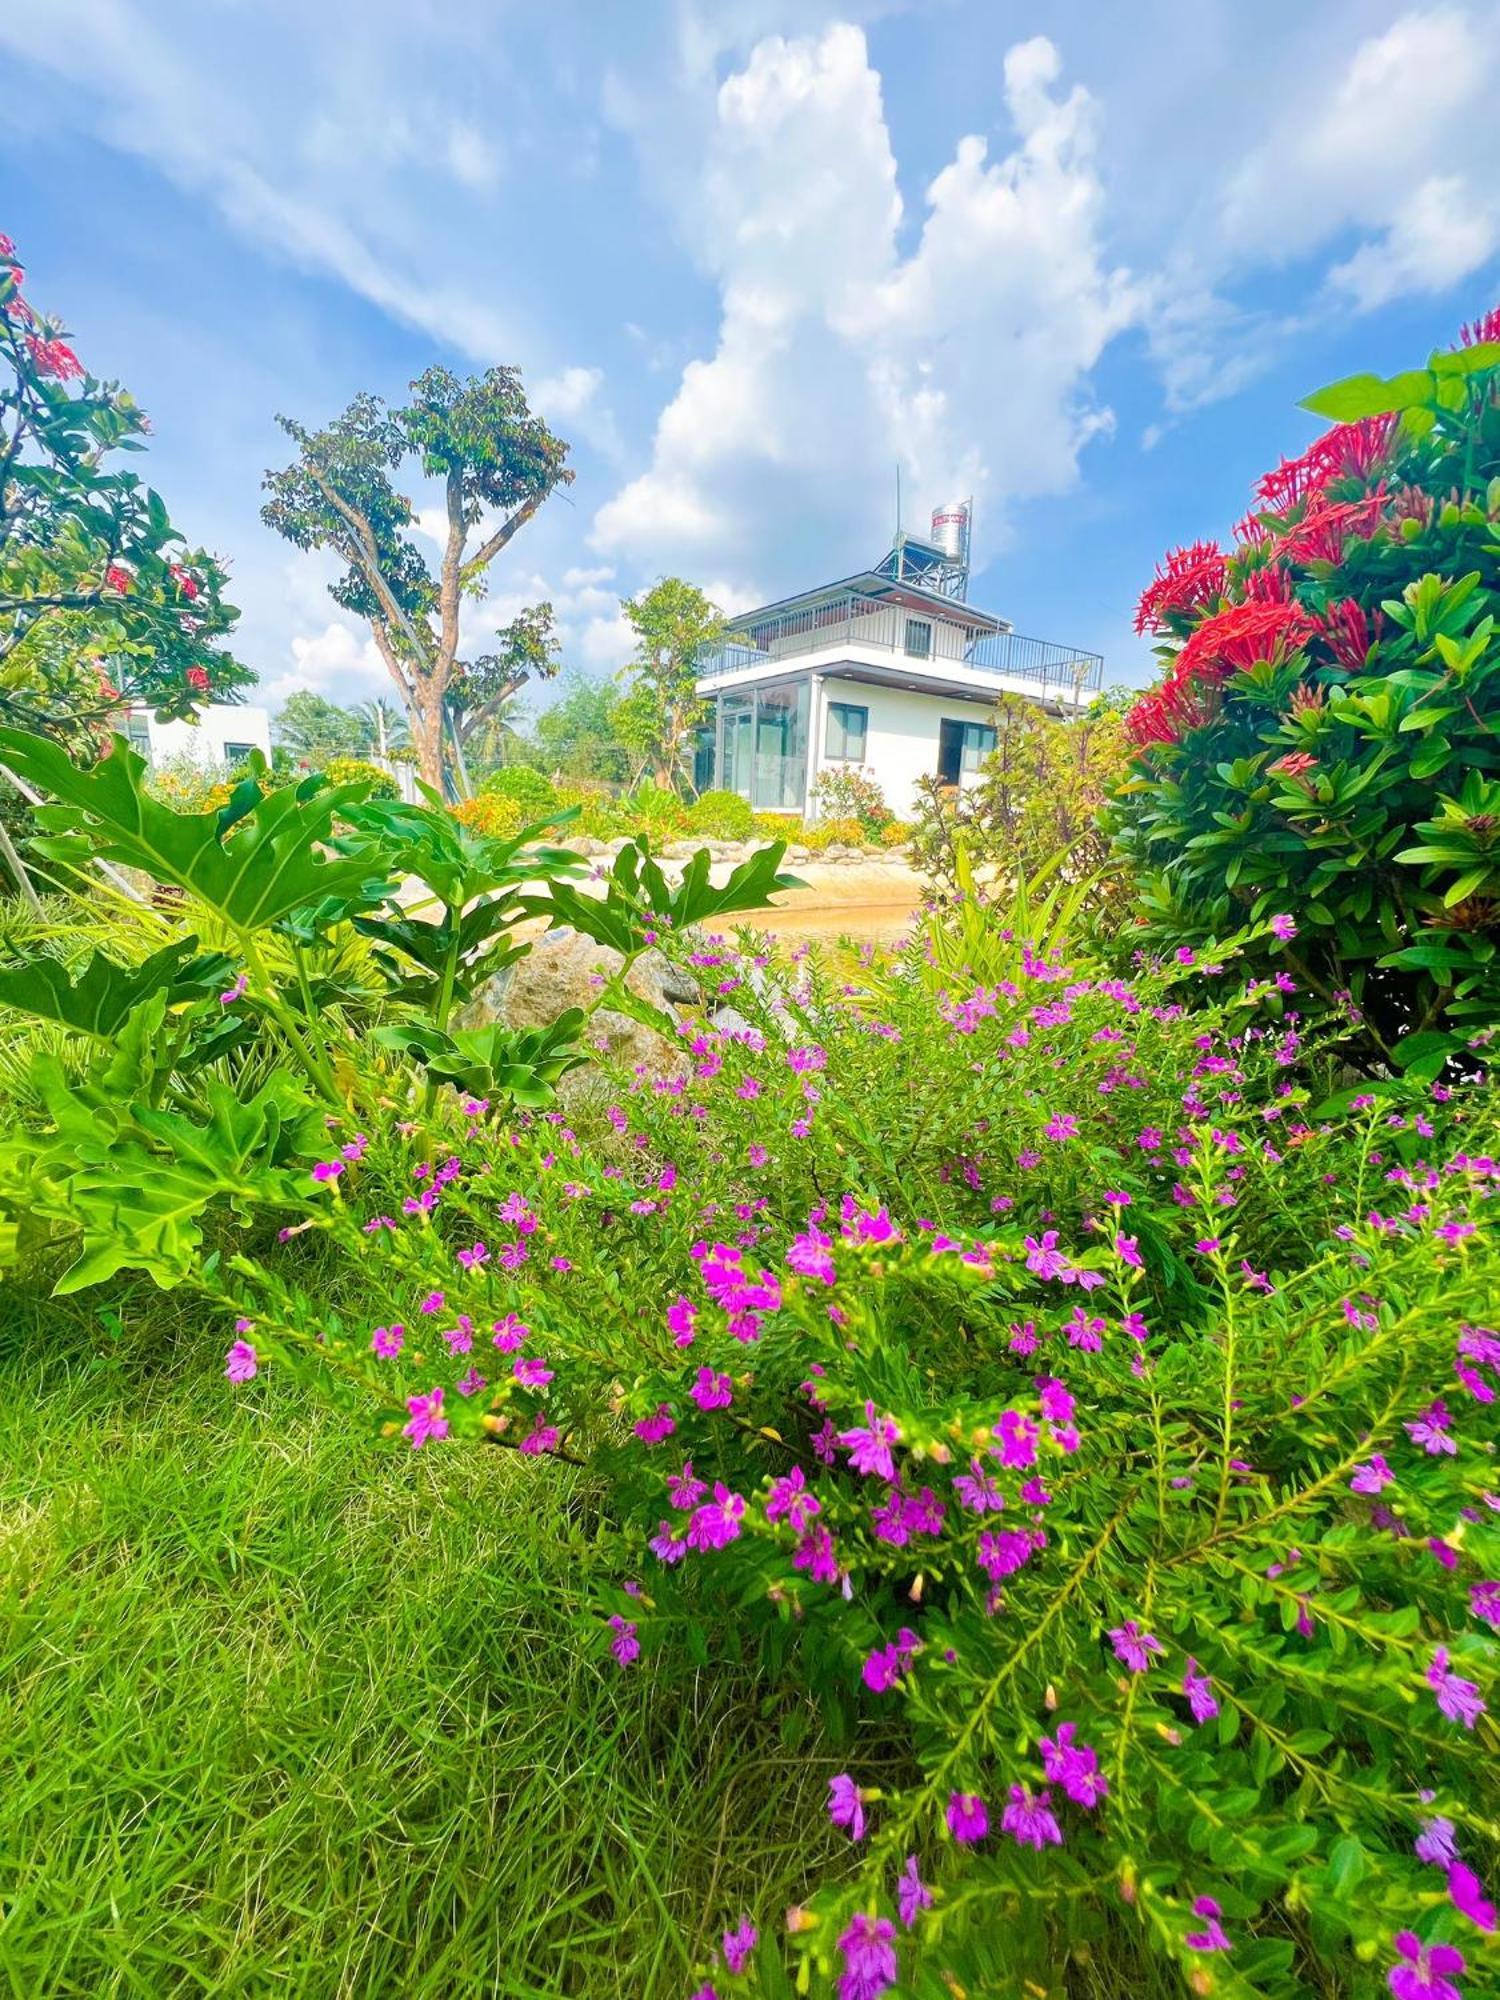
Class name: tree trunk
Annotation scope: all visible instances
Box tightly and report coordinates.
[409,702,445,793]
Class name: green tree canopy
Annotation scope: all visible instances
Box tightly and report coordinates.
[613,577,722,789]
[261,366,571,793]
[273,691,369,768]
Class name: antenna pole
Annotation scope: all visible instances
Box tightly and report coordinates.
[895,463,902,540]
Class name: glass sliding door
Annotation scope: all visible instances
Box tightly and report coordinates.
[719,693,755,800]
[753,681,808,810]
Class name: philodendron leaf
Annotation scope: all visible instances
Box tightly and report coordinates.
[533,838,802,958]
[0,727,391,931]
[372,1012,587,1106]
[0,936,206,1038]
[1,1069,313,1293]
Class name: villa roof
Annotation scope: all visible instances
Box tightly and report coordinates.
[725,570,1008,637]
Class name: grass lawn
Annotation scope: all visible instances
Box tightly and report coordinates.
[0,1288,845,1997]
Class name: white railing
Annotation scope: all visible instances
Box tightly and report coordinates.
[696,591,1103,691]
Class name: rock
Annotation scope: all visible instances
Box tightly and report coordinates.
[786,845,812,862]
[705,1004,757,1040]
[457,927,697,1035]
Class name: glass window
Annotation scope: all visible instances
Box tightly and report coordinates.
[960,721,996,777]
[824,700,868,762]
[904,618,932,659]
[223,741,256,765]
[937,718,997,784]
[126,713,152,761]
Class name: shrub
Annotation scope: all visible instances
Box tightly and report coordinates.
[480,765,560,818]
[803,814,865,850]
[811,764,892,836]
[911,692,1133,927]
[687,788,755,841]
[621,777,690,842]
[206,909,1500,2000]
[322,755,399,800]
[1109,310,1500,1072]
[451,791,525,840]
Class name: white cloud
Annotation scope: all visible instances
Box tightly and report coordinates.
[593,26,1135,599]
[1219,6,1498,304]
[1330,174,1498,310]
[266,619,388,708]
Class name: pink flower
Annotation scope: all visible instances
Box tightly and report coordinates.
[219,971,248,1007]
[690,1367,733,1412]
[946,1791,989,1844]
[370,1323,404,1359]
[607,1614,639,1667]
[835,1912,897,2000]
[633,1404,676,1444]
[224,1339,258,1384]
[828,1772,867,1841]
[999,1784,1060,1850]
[1351,1455,1394,1494]
[1109,1621,1163,1673]
[722,1916,757,1974]
[1449,1860,1496,1933]
[403,1386,449,1449]
[1182,1657,1218,1724]
[687,1482,745,1550]
[310,1159,343,1183]
[456,1240,489,1270]
[993,1408,1039,1469]
[765,1465,820,1530]
[839,1402,900,1480]
[1185,1896,1230,1951]
[1269,913,1297,942]
[1387,1932,1465,2000]
[897,1855,932,1928]
[1428,1646,1485,1728]
[1038,1722,1108,1808]
[512,1355,553,1390]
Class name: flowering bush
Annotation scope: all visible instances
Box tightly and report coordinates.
[198,913,1497,1999]
[1110,310,1500,1073]
[810,765,893,837]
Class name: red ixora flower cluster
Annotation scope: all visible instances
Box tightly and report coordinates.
[1127,600,1322,747]
[1133,540,1228,636]
[186,665,211,693]
[1253,414,1396,515]
[1459,302,1500,347]
[2,231,85,380]
[1279,486,1388,567]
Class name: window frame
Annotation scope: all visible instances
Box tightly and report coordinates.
[823,699,869,763]
[904,617,933,659]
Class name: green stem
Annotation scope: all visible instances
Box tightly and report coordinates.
[239,929,341,1105]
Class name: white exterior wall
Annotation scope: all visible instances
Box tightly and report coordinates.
[135,704,272,767]
[809,679,999,820]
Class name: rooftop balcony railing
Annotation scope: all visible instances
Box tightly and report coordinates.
[695,590,1103,693]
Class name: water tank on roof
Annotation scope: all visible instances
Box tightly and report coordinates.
[930,502,969,562]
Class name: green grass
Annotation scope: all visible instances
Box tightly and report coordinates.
[0,1289,844,1998]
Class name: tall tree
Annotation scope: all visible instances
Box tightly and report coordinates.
[261,367,571,790]
[613,577,722,789]
[0,233,247,745]
[529,672,629,784]
[449,599,560,767]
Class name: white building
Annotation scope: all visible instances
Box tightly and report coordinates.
[125,702,272,770]
[693,513,1102,820]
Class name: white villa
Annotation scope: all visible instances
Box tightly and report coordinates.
[692,510,1103,820]
[125,702,272,769]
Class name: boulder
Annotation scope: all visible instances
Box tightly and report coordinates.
[457,928,698,1037]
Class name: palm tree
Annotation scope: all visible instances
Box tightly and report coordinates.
[353,698,409,760]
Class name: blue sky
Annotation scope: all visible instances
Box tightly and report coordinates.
[2,0,1497,716]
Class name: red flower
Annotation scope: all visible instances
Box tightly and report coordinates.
[104,565,132,594]
[1280,487,1387,566]
[1133,540,1228,636]
[1242,564,1294,604]
[169,562,202,602]
[186,665,211,692]
[25,333,84,381]
[1322,598,1382,674]
[1175,599,1322,682]
[1254,415,1395,515]
[1459,304,1500,347]
[1268,751,1317,784]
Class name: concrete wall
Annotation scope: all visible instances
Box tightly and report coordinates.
[137,704,272,767]
[808,678,998,819]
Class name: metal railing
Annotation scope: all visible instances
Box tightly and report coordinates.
[695,590,1103,693]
